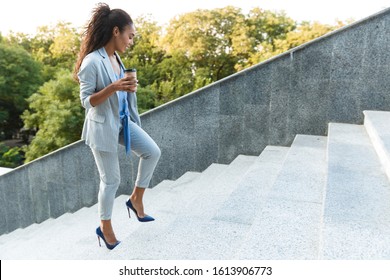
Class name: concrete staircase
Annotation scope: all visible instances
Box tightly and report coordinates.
[1,110,390,260]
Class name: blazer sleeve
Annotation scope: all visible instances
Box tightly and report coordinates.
[78,55,97,110]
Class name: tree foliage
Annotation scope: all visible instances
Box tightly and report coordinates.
[248,20,345,64]
[121,16,166,109]
[0,143,23,168]
[162,6,245,89]
[0,42,42,139]
[21,69,83,162]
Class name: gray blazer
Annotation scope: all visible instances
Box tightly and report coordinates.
[78,47,141,152]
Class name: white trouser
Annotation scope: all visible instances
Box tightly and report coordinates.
[91,121,161,220]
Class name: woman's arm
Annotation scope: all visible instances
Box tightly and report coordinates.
[89,77,137,107]
[78,58,137,109]
[88,83,117,107]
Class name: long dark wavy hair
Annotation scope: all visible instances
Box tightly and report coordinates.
[73,2,133,81]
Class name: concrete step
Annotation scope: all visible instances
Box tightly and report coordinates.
[214,146,290,225]
[0,203,99,259]
[181,146,290,259]
[107,155,258,260]
[0,162,230,259]
[0,178,175,259]
[146,148,288,260]
[236,135,328,259]
[0,178,172,247]
[321,123,390,259]
[363,110,390,181]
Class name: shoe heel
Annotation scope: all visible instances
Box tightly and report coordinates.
[127,206,131,218]
[95,227,120,250]
[125,199,155,222]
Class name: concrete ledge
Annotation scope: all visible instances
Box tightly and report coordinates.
[364,110,390,181]
[0,168,12,175]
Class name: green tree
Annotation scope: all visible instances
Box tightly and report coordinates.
[234,8,296,70]
[121,16,166,110]
[7,22,80,81]
[22,69,83,162]
[0,42,43,139]
[5,31,34,54]
[47,22,81,70]
[276,20,344,52]
[0,143,24,168]
[160,6,298,92]
[31,22,80,81]
[136,86,158,114]
[163,6,245,86]
[248,20,344,65]
[151,50,194,103]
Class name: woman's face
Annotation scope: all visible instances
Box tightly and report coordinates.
[114,24,136,53]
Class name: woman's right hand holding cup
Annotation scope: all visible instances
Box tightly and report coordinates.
[124,68,137,93]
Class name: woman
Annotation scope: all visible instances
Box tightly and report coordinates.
[74,3,161,250]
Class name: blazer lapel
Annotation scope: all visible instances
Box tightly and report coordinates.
[97,47,121,106]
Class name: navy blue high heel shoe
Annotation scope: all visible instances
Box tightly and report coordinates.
[96,227,121,250]
[125,199,155,222]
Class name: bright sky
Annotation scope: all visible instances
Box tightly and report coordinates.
[1,0,389,35]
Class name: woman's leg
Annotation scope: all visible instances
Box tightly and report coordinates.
[91,148,121,244]
[128,122,161,217]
